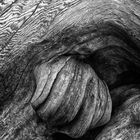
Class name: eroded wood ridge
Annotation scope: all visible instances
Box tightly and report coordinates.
[0,0,140,140]
[0,0,81,69]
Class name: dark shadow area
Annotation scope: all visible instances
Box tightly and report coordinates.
[53,125,105,140]
[83,45,140,90]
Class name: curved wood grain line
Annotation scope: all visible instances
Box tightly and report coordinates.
[0,0,42,53]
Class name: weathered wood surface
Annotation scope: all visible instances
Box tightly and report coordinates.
[0,0,140,140]
[0,0,81,70]
[0,0,140,71]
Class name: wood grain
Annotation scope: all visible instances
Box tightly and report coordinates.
[0,0,81,70]
[0,0,140,140]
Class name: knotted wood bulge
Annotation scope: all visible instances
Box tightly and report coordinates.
[31,57,112,138]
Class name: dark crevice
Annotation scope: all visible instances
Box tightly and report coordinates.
[55,24,140,139]
[83,45,140,89]
[110,85,140,115]
[52,124,106,140]
[64,44,140,91]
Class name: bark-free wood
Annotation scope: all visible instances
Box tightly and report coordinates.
[0,0,140,140]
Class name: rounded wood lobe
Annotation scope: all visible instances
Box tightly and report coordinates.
[31,57,112,138]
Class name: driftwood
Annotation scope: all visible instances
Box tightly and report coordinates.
[0,0,140,140]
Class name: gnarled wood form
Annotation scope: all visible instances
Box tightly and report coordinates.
[31,57,112,138]
[0,0,140,140]
[96,86,140,140]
